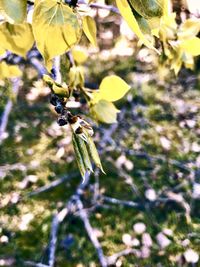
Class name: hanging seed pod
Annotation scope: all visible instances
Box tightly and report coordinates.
[72,133,87,179]
[128,0,163,19]
[84,131,105,174]
[75,133,93,173]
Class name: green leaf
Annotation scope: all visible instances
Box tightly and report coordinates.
[32,0,82,71]
[128,0,163,19]
[91,100,120,124]
[0,0,27,23]
[82,16,97,46]
[0,22,34,57]
[99,75,130,102]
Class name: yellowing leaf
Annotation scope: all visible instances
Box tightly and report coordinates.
[180,37,200,56]
[0,0,27,23]
[116,0,158,52]
[32,0,82,71]
[0,47,6,55]
[0,22,34,57]
[69,66,85,88]
[82,16,97,46]
[0,61,22,80]
[91,100,120,124]
[43,74,70,97]
[99,75,130,102]
[178,18,200,40]
[72,48,88,65]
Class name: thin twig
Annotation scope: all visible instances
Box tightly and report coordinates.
[106,248,137,265]
[102,196,141,208]
[27,172,78,197]
[0,78,21,144]
[77,198,108,267]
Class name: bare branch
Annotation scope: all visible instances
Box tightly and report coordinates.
[0,78,21,144]
[106,248,137,266]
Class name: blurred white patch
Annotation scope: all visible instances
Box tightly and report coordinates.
[191,142,200,153]
[122,233,140,247]
[93,228,104,238]
[145,189,157,201]
[160,136,171,151]
[156,233,171,249]
[141,246,151,258]
[184,249,199,263]
[56,147,65,159]
[181,239,190,247]
[142,233,153,247]
[122,233,132,246]
[98,9,110,18]
[185,119,196,128]
[0,235,8,243]
[133,223,146,235]
[120,20,134,40]
[163,228,173,236]
[192,183,200,199]
[19,213,34,231]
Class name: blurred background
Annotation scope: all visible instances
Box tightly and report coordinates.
[0,0,200,266]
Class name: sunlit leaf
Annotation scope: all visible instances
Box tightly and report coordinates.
[43,74,70,97]
[178,18,200,40]
[0,0,27,23]
[32,0,82,71]
[0,47,6,56]
[0,22,34,57]
[116,0,158,52]
[82,16,97,46]
[91,100,120,124]
[99,75,130,102]
[180,37,200,56]
[69,66,85,88]
[0,61,22,80]
[72,48,88,65]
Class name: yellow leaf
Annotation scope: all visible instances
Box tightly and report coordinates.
[0,47,6,55]
[69,66,85,88]
[32,0,82,71]
[43,74,70,97]
[0,22,34,57]
[178,18,200,40]
[180,37,200,56]
[91,100,120,124]
[82,16,97,46]
[116,0,158,52]
[0,61,22,80]
[72,48,88,65]
[99,75,130,102]
[0,0,27,23]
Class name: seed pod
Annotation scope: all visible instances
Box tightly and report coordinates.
[72,133,87,179]
[85,131,105,174]
[73,133,93,173]
[128,0,163,19]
